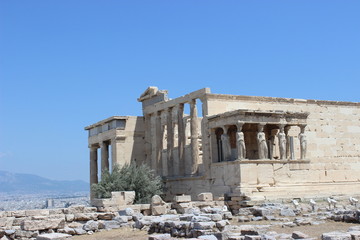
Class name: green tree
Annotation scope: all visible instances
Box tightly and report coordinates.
[91,163,163,204]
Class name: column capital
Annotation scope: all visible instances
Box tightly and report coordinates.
[258,123,265,132]
[236,121,244,130]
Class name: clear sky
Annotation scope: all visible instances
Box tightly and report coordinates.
[0,1,359,182]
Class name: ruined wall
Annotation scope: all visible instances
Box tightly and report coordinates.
[203,94,360,200]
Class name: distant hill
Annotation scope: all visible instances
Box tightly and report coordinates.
[0,171,89,193]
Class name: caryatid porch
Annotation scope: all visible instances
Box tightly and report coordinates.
[207,109,309,162]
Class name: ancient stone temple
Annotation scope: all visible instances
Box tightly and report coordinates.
[85,87,360,203]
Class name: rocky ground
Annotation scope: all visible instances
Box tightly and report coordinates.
[1,194,360,240]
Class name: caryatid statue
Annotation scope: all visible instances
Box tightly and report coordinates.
[236,121,246,159]
[299,125,307,159]
[257,124,268,159]
[221,127,232,161]
[278,125,286,160]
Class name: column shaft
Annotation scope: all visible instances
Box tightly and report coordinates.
[155,112,163,175]
[167,108,174,176]
[178,104,185,176]
[90,146,98,199]
[101,142,109,175]
[190,99,199,175]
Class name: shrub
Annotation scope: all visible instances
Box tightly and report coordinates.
[91,163,163,204]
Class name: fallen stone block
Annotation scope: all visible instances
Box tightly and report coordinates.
[73,213,98,221]
[49,209,64,215]
[83,220,99,231]
[15,229,39,238]
[191,221,216,230]
[198,235,217,240]
[103,220,121,230]
[198,193,213,202]
[10,210,26,218]
[62,205,85,214]
[322,231,351,240]
[114,215,129,223]
[349,231,360,240]
[151,195,166,205]
[173,195,191,203]
[36,233,72,240]
[0,217,15,228]
[280,207,295,217]
[292,231,309,239]
[148,233,172,240]
[58,227,76,235]
[244,235,261,240]
[25,209,50,217]
[97,212,115,220]
[191,216,212,222]
[152,205,167,216]
[21,218,65,231]
[74,227,86,235]
[239,225,259,236]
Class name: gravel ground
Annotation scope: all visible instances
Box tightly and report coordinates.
[72,220,359,240]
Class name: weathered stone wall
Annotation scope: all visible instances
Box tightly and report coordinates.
[200,94,360,200]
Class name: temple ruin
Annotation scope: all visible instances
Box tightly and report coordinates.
[85,87,360,204]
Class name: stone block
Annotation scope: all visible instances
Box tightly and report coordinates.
[171,202,191,214]
[97,212,115,220]
[36,233,72,240]
[173,195,191,203]
[151,195,166,205]
[197,192,214,202]
[292,231,309,239]
[151,205,167,216]
[15,229,39,238]
[49,209,64,215]
[21,219,65,231]
[148,233,172,240]
[73,213,98,221]
[83,220,99,231]
[10,210,26,217]
[280,208,296,217]
[57,227,76,235]
[103,220,121,230]
[198,235,218,240]
[65,214,74,222]
[0,217,15,228]
[62,205,85,214]
[192,221,216,230]
[349,231,360,240]
[244,236,261,240]
[322,232,351,240]
[25,209,49,216]
[74,227,87,235]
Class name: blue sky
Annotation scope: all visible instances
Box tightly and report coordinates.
[0,1,359,182]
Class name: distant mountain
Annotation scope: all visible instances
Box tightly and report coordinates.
[0,171,89,193]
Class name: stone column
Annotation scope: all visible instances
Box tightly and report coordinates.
[190,99,199,175]
[236,121,246,160]
[144,114,152,165]
[160,111,168,176]
[285,126,291,159]
[100,142,109,175]
[278,124,287,160]
[89,145,98,199]
[172,107,180,176]
[221,126,232,161]
[178,104,185,176]
[299,125,307,160]
[257,124,268,159]
[167,107,174,176]
[150,114,157,171]
[155,111,163,175]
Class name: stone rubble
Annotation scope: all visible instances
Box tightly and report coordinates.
[1,193,360,240]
